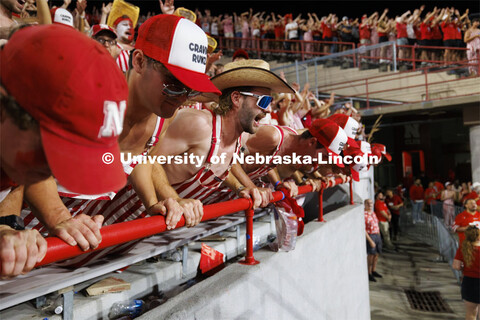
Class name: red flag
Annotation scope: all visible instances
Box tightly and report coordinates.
[199,243,224,274]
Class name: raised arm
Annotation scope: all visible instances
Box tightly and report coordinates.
[159,0,175,15]
[35,0,52,24]
[100,2,112,25]
[423,7,437,24]
[378,8,389,23]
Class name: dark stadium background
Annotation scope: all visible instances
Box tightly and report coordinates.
[52,1,479,20]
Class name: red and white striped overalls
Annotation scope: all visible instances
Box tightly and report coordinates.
[171,110,241,205]
[246,125,297,182]
[21,117,165,266]
[204,125,298,204]
[116,47,130,73]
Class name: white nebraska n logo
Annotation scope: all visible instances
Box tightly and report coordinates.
[98,101,126,137]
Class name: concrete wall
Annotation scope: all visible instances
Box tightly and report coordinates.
[139,203,369,320]
[471,125,480,183]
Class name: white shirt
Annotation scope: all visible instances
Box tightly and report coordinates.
[285,21,298,39]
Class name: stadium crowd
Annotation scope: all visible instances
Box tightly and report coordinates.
[56,2,480,71]
[0,0,395,278]
[1,0,479,316]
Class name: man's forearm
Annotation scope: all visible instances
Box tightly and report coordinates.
[36,0,52,24]
[222,171,244,193]
[152,163,181,200]
[381,211,390,220]
[291,171,304,185]
[231,164,256,188]
[366,231,374,243]
[23,177,72,231]
[130,164,158,209]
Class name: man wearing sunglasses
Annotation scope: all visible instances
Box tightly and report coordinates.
[148,59,295,213]
[22,15,223,267]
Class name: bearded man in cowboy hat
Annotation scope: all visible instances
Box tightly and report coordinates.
[144,59,294,220]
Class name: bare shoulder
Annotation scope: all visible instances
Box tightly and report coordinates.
[247,125,281,151]
[169,108,213,142]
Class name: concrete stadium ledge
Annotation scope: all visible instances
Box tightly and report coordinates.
[0,216,274,320]
[139,202,368,320]
[1,187,363,320]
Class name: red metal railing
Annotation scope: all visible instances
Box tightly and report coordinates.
[36,177,351,267]
[396,44,473,71]
[215,36,475,69]
[356,44,473,70]
[215,36,356,61]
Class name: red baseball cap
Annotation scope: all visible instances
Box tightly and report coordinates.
[91,24,117,38]
[135,14,221,95]
[308,119,348,156]
[232,49,249,61]
[50,8,74,27]
[328,114,360,148]
[1,25,128,194]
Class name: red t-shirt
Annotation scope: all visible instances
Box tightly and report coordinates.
[455,246,480,278]
[414,25,421,40]
[463,191,479,202]
[453,211,480,243]
[274,25,284,39]
[441,21,456,41]
[359,24,371,40]
[454,25,462,40]
[321,22,333,39]
[374,200,389,222]
[409,185,424,201]
[386,194,403,215]
[396,22,408,38]
[434,182,444,199]
[431,25,443,40]
[424,187,437,205]
[420,22,432,40]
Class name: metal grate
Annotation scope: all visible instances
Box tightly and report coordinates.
[404,290,453,313]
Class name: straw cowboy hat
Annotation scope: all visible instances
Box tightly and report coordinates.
[195,59,294,103]
[212,59,294,93]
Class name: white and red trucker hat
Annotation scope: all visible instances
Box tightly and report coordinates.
[0,25,128,194]
[328,114,360,148]
[90,24,117,38]
[360,140,372,156]
[135,14,221,95]
[308,119,348,156]
[50,8,74,27]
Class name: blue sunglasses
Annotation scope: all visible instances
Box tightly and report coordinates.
[239,92,273,110]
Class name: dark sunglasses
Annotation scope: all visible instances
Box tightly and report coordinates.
[148,57,200,98]
[162,83,200,98]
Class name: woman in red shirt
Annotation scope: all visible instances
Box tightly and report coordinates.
[453,224,480,319]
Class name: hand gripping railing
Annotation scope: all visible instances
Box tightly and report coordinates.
[36,177,351,267]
